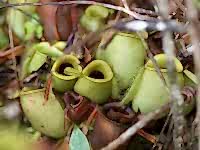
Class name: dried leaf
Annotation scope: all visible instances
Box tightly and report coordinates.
[64,92,93,124]
[56,5,72,40]
[84,46,92,63]
[37,0,72,41]
[37,0,60,41]
[88,109,126,150]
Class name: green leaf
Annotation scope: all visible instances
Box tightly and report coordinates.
[24,14,43,40]
[0,28,9,49]
[36,42,64,58]
[7,8,25,39]
[69,125,90,150]
[28,51,47,73]
[193,0,200,9]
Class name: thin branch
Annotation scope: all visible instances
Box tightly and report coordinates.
[137,32,167,86]
[8,23,18,80]
[131,7,158,16]
[185,0,200,149]
[101,102,170,150]
[0,0,155,20]
[121,0,129,10]
[137,129,157,144]
[152,111,172,150]
[8,25,14,49]
[174,0,186,13]
[157,0,186,149]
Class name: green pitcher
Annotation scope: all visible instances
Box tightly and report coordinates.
[20,89,70,138]
[51,55,82,92]
[122,54,184,115]
[74,60,113,104]
[96,32,146,99]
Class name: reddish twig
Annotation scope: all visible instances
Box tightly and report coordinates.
[137,129,157,144]
[0,45,24,57]
[82,106,97,135]
[44,74,52,104]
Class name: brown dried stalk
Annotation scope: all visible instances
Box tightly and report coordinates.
[0,0,155,20]
[101,102,170,150]
[131,7,158,16]
[185,0,200,149]
[157,0,186,149]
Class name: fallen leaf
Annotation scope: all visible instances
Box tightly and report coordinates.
[56,5,72,40]
[37,0,60,41]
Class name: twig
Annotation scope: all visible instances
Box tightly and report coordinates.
[131,7,158,16]
[23,72,39,83]
[121,0,129,10]
[44,74,52,104]
[157,0,186,149]
[82,106,97,135]
[8,22,19,89]
[137,129,157,144]
[185,0,200,149]
[0,0,155,20]
[8,24,14,49]
[0,45,24,57]
[174,0,186,13]
[164,119,174,149]
[137,32,167,86]
[152,111,172,150]
[101,102,170,150]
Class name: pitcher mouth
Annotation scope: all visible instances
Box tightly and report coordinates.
[145,53,183,73]
[57,63,74,75]
[51,55,82,80]
[83,60,113,83]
